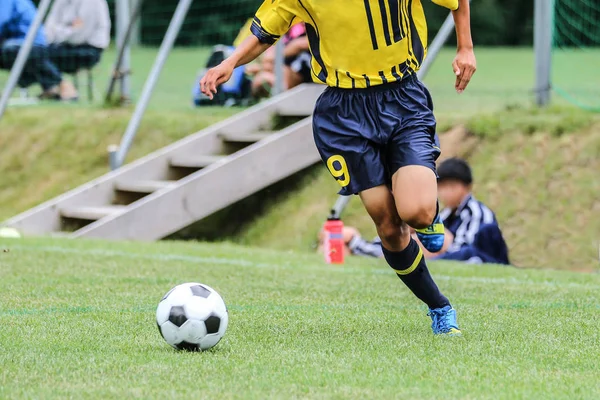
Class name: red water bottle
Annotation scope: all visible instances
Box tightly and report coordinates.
[323,212,344,264]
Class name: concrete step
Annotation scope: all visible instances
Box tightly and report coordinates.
[48,231,72,238]
[114,180,176,194]
[218,132,275,143]
[60,205,127,221]
[169,154,227,169]
[277,108,313,117]
[70,117,319,240]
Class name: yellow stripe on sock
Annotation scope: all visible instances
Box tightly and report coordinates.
[394,247,423,276]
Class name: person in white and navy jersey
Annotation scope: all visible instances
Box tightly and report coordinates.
[428,158,510,265]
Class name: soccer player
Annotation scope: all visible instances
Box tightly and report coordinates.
[200,0,476,335]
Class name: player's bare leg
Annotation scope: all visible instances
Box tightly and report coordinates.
[359,183,460,335]
[391,165,438,228]
[392,165,445,252]
[359,186,409,251]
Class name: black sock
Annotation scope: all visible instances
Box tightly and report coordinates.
[382,239,450,309]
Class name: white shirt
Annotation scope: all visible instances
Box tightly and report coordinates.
[45,0,111,49]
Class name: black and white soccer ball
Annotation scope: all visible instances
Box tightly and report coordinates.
[156,283,228,351]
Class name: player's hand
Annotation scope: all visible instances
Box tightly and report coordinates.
[199,61,235,100]
[452,47,476,94]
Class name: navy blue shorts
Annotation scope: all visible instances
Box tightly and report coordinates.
[312,75,440,195]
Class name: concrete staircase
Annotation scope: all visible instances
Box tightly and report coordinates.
[3,84,324,240]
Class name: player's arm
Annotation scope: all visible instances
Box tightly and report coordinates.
[451,0,476,93]
[200,36,270,99]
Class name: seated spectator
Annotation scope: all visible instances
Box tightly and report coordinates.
[282,27,311,88]
[247,23,311,98]
[45,0,110,74]
[421,158,510,265]
[245,48,274,98]
[0,0,77,100]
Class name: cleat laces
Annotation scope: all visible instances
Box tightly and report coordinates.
[429,308,451,333]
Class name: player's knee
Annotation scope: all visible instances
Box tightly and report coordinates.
[402,205,436,230]
[374,218,408,247]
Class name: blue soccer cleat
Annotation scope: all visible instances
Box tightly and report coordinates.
[428,305,461,336]
[415,213,445,253]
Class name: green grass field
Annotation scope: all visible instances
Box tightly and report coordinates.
[2,46,597,114]
[1,237,599,399]
[0,47,212,111]
[0,47,542,114]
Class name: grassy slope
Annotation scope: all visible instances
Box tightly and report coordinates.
[0,107,237,220]
[1,237,599,399]
[467,107,600,270]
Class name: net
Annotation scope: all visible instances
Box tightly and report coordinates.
[130,0,262,108]
[135,0,260,47]
[552,0,600,111]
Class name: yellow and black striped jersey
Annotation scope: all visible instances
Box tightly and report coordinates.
[251,0,459,88]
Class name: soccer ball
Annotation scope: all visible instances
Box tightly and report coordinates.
[156,282,228,351]
[0,227,21,238]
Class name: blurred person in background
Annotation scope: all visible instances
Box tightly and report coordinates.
[419,157,510,265]
[282,27,311,88]
[0,0,77,100]
[45,0,111,74]
[246,22,311,98]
